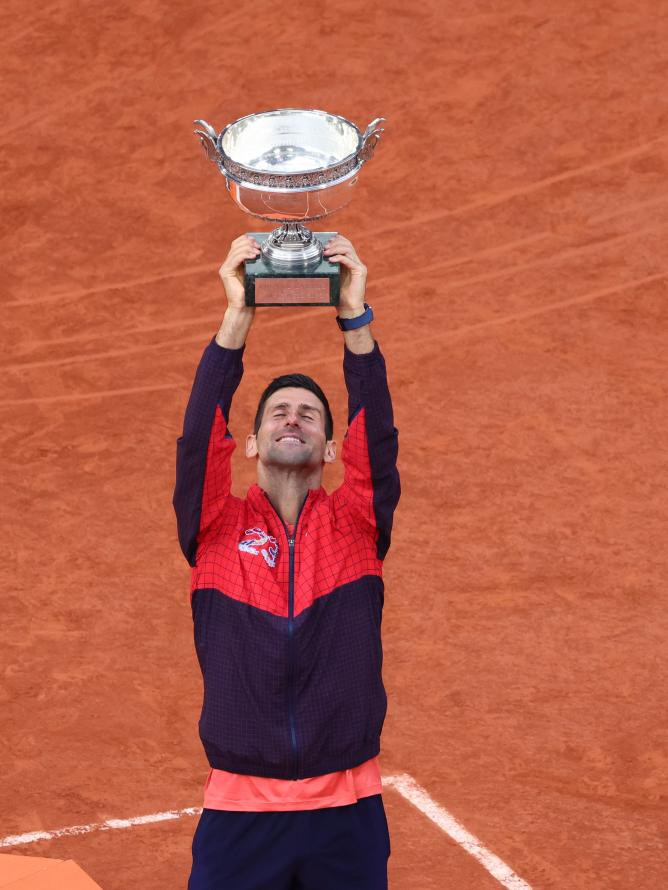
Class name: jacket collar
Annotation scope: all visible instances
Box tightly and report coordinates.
[247,482,326,522]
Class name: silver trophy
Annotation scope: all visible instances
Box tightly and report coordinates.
[194,108,386,306]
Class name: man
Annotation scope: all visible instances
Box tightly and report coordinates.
[173,233,400,889]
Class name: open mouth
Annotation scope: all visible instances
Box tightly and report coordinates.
[276,435,305,444]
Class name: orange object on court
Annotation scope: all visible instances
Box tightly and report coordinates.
[0,853,103,889]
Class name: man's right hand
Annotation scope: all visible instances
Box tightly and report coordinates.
[218,234,261,309]
[215,235,261,348]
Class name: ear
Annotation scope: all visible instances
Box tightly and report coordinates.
[246,433,258,458]
[323,439,337,464]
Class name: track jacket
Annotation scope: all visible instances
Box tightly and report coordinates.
[172,335,400,781]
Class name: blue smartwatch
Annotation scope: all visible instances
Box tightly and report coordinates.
[336,303,374,331]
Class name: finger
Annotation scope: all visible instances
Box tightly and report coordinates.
[324,244,358,260]
[225,243,260,263]
[220,247,260,273]
[233,243,261,258]
[324,235,352,249]
[232,234,261,248]
[220,257,257,276]
[226,243,262,262]
[326,253,365,271]
[324,241,359,261]
[324,244,362,262]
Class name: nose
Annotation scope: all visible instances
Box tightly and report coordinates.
[280,417,303,439]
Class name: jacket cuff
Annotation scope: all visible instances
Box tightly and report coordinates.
[206,336,246,369]
[343,340,383,373]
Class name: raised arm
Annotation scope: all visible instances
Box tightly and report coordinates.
[172,235,260,565]
[325,235,401,560]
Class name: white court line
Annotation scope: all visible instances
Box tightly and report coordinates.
[384,773,533,890]
[0,807,202,848]
[1,775,533,889]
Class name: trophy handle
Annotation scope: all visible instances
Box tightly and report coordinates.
[358,117,386,162]
[193,119,221,163]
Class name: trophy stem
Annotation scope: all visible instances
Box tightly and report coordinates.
[260,222,323,268]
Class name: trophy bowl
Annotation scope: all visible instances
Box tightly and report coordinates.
[194,108,385,269]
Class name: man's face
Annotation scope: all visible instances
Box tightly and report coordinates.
[246,387,336,470]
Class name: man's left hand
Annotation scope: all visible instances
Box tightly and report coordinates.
[323,235,367,316]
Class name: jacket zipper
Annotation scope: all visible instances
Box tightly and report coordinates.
[286,533,298,779]
[264,491,308,780]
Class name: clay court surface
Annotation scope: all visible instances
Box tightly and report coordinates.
[2,1,667,887]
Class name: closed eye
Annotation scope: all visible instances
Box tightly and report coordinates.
[273,411,313,420]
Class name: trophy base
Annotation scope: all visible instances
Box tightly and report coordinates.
[244,231,340,307]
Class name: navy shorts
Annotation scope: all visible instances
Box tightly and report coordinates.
[188,793,391,889]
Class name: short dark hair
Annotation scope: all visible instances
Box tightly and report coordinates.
[254,374,333,440]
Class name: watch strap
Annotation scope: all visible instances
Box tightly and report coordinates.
[336,303,374,331]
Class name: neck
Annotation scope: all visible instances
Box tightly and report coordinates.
[257,464,322,527]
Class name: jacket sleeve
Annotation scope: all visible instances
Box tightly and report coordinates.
[172,336,245,566]
[335,340,401,560]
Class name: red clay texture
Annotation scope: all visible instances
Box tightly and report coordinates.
[2,2,667,888]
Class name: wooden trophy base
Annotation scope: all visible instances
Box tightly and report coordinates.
[244,231,340,307]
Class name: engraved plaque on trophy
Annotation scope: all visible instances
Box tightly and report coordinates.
[193,109,386,307]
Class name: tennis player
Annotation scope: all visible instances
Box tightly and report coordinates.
[173,233,400,889]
